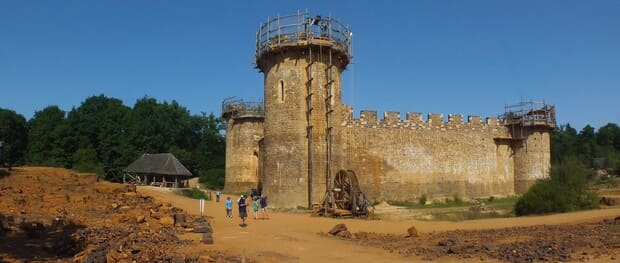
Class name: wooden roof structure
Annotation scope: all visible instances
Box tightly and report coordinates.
[123,153,192,177]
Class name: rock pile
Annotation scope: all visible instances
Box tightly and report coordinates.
[330,219,620,262]
[328,223,352,239]
[0,167,243,262]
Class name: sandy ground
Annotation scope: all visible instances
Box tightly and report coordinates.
[138,186,620,263]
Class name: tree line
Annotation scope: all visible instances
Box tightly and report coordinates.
[515,122,620,215]
[0,94,226,188]
[1,94,619,192]
[551,123,620,170]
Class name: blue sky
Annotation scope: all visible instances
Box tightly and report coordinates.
[1,1,618,130]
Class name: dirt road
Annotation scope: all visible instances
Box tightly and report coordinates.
[138,186,620,262]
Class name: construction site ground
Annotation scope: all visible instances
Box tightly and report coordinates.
[1,167,620,262]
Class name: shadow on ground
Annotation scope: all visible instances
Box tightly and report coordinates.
[0,213,86,262]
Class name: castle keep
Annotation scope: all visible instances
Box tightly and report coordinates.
[222,12,556,208]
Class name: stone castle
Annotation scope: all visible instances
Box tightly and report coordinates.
[222,13,556,208]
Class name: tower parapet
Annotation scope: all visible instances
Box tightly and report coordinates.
[255,12,352,71]
[222,97,264,120]
[500,100,556,131]
[221,97,264,193]
[501,100,556,194]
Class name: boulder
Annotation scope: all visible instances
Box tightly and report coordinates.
[201,233,214,244]
[174,213,186,227]
[159,216,175,226]
[136,215,146,224]
[335,230,352,239]
[126,184,137,193]
[406,226,419,238]
[328,223,347,235]
[199,255,216,262]
[194,224,213,233]
[150,211,164,219]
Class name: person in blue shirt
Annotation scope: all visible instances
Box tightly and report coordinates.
[225,196,233,218]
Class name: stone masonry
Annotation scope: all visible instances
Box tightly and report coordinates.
[222,13,555,208]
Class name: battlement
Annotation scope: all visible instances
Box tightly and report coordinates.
[350,110,504,131]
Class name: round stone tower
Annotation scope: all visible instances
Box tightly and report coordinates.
[222,98,264,193]
[504,101,556,194]
[254,12,352,208]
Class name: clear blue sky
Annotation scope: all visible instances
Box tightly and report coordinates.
[1,1,618,130]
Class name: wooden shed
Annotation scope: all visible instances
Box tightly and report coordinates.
[123,153,193,188]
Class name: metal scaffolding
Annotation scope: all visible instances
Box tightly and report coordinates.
[255,11,352,69]
[500,100,556,128]
[221,97,264,119]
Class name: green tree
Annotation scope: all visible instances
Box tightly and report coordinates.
[3,94,227,183]
[595,123,620,169]
[551,124,580,165]
[68,95,130,179]
[123,97,226,178]
[577,125,598,166]
[0,108,28,166]
[192,113,226,172]
[26,106,72,167]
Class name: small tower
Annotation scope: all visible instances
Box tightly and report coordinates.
[255,12,352,207]
[502,100,557,194]
[221,98,264,193]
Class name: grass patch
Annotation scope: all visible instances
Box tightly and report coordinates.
[179,188,208,200]
[386,195,472,209]
[419,209,513,222]
[482,196,520,211]
[384,196,519,222]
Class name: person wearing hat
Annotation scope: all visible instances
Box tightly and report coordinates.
[238,194,248,226]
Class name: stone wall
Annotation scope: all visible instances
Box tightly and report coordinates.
[513,127,552,194]
[333,110,517,202]
[225,36,553,207]
[223,117,263,193]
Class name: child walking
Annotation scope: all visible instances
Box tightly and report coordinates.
[253,196,260,219]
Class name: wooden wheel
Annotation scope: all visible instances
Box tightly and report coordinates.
[332,170,367,215]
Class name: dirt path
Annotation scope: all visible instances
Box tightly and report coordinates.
[138,187,620,262]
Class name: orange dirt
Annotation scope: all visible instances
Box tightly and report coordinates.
[139,187,620,262]
[1,167,619,263]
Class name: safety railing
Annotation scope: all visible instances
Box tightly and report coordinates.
[222,97,264,119]
[500,100,556,128]
[255,11,352,61]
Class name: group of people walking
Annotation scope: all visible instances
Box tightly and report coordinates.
[223,194,269,226]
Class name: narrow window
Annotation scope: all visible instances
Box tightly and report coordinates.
[280,80,285,102]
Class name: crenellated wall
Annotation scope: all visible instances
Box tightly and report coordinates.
[332,109,516,202]
[224,13,553,208]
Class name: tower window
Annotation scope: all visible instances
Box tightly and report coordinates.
[280,80,285,102]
